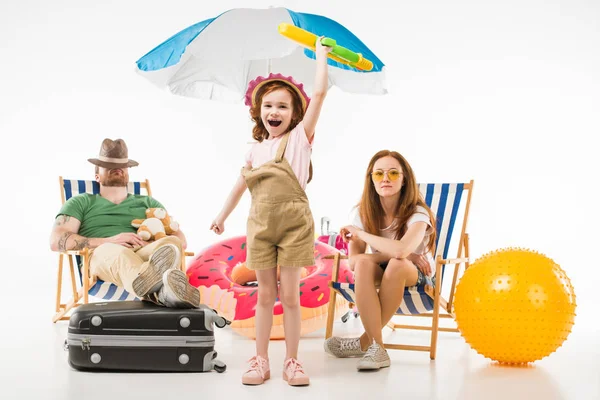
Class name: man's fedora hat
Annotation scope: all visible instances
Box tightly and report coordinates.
[88,138,139,169]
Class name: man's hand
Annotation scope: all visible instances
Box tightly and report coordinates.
[51,215,149,252]
[105,233,148,248]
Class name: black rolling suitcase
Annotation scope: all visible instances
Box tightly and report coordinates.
[65,301,228,372]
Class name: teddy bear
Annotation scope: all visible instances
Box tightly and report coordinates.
[131,217,166,241]
[131,208,179,241]
[145,208,179,235]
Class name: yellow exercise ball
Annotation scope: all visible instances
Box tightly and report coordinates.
[454,248,576,365]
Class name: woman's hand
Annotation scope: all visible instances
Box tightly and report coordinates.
[407,252,432,276]
[339,225,362,243]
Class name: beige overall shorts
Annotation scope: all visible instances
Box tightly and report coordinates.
[242,132,315,270]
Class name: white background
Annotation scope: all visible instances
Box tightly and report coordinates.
[1,0,598,335]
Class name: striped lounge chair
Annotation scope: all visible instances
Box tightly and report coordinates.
[324,181,474,360]
[52,177,193,322]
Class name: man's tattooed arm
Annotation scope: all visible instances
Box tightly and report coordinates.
[57,232,92,252]
[53,215,71,227]
[51,214,88,252]
[73,237,91,250]
[57,232,73,252]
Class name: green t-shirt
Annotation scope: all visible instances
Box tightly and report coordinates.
[57,194,165,238]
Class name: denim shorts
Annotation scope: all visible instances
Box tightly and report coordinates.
[379,261,434,287]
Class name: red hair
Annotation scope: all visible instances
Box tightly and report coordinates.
[249,81,313,183]
[358,150,436,254]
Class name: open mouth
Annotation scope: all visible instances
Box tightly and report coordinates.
[268,120,282,127]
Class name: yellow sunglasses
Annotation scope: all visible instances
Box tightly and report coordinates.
[371,169,402,182]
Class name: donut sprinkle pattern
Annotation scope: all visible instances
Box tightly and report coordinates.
[187,235,354,339]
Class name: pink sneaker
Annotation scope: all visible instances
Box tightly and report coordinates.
[242,355,270,385]
[283,358,310,386]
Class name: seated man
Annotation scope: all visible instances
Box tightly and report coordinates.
[49,138,200,308]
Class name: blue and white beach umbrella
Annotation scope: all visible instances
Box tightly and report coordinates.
[136,7,387,103]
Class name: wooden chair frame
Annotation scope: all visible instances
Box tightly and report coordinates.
[324,180,474,360]
[53,176,194,322]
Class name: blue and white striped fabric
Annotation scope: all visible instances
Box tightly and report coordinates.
[62,179,143,199]
[331,183,465,315]
[333,281,434,314]
[136,7,387,102]
[63,179,147,301]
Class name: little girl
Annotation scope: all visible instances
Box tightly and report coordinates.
[210,39,331,386]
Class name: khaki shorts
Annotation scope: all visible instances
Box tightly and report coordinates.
[246,199,315,270]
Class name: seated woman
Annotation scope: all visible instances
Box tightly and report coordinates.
[324,150,436,371]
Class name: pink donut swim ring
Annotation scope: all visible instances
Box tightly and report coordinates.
[186,235,354,339]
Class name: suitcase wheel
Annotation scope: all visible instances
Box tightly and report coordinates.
[213,359,226,373]
[215,316,228,329]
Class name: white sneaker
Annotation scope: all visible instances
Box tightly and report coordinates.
[132,244,180,297]
[157,269,200,308]
[357,342,391,370]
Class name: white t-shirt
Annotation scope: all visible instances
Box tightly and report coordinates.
[350,206,436,276]
[245,121,312,190]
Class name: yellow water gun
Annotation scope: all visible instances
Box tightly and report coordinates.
[278,23,373,71]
